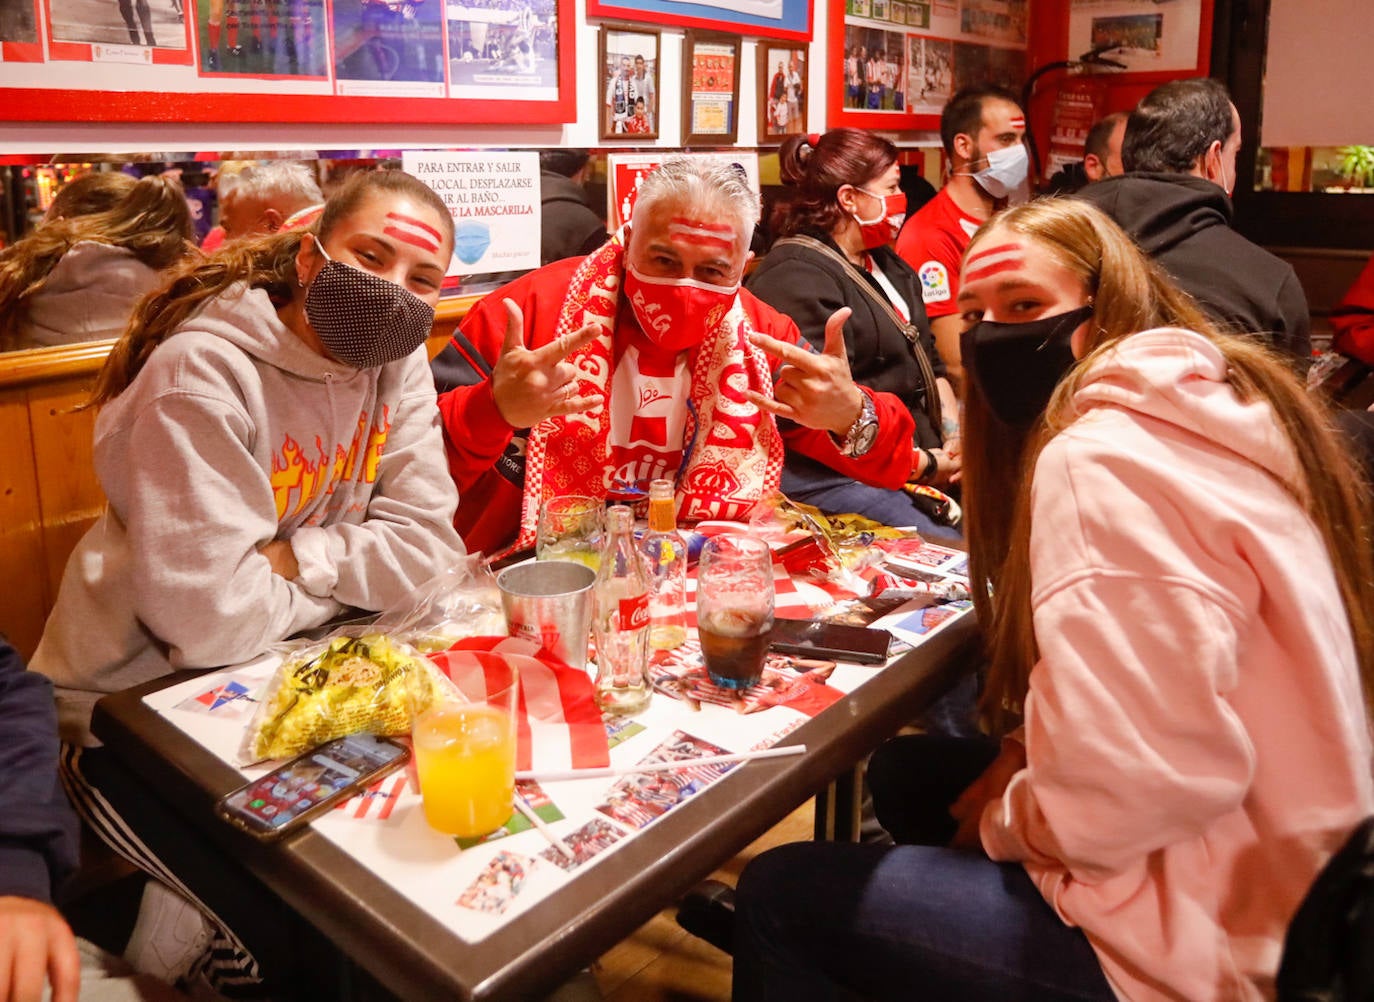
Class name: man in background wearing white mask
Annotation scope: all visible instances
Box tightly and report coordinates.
[1075,77,1311,372]
[432,156,918,556]
[895,84,1027,392]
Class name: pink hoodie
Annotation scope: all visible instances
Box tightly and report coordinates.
[979,328,1374,1000]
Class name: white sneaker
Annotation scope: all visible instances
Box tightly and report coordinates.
[123,881,214,985]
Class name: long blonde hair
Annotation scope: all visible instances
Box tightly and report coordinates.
[0,174,193,350]
[91,168,454,405]
[963,198,1374,734]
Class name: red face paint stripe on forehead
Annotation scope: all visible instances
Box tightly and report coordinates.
[386,212,443,241]
[1009,117,1026,129]
[963,257,1023,284]
[383,212,443,252]
[668,216,733,234]
[964,242,1023,268]
[666,219,735,250]
[384,226,441,252]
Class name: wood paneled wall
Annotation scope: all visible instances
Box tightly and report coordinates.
[0,298,471,662]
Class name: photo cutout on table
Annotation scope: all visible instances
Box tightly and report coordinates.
[599,23,660,141]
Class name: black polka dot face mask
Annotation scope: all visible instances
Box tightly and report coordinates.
[303,243,437,369]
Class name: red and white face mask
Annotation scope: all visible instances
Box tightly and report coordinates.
[850,188,907,250]
[623,264,739,352]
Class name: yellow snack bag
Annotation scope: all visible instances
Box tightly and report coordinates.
[239,633,442,763]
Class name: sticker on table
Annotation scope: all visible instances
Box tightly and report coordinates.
[891,600,973,638]
[650,642,843,716]
[881,538,966,570]
[336,772,410,820]
[455,780,564,849]
[457,851,534,914]
[538,818,624,872]
[604,716,646,749]
[594,731,734,831]
[174,674,259,719]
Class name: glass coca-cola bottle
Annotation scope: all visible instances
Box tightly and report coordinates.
[591,505,652,715]
[640,479,688,650]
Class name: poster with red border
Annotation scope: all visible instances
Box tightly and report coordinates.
[828,0,1028,131]
[0,0,575,123]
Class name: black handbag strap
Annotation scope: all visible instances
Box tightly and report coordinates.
[772,235,943,436]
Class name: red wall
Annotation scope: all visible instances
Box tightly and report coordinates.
[1023,0,1215,180]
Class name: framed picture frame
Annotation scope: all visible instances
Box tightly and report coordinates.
[0,0,576,123]
[756,42,808,143]
[586,0,812,43]
[681,29,742,146]
[598,24,661,141]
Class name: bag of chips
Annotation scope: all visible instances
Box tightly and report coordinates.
[238,632,445,764]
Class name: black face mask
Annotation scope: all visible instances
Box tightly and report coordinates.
[961,304,1095,427]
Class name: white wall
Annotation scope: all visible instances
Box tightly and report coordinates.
[0,0,834,155]
[1261,0,1374,148]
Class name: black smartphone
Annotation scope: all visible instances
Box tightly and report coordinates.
[767,619,893,666]
[215,733,409,841]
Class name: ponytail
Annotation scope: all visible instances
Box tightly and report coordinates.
[91,230,303,405]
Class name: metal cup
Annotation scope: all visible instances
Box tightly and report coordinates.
[496,560,596,670]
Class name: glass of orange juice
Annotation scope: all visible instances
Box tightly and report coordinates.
[411,659,518,838]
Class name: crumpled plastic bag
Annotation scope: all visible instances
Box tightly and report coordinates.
[238,632,446,764]
[748,493,918,594]
[373,555,507,653]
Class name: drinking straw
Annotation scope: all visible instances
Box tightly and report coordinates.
[515,744,807,783]
[514,791,575,860]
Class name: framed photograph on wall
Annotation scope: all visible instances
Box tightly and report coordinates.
[757,42,807,143]
[682,29,741,146]
[0,0,577,123]
[586,0,812,43]
[599,24,661,141]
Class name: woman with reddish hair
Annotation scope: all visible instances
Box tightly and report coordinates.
[748,127,961,540]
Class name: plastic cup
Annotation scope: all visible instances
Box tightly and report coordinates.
[536,495,603,571]
[496,560,596,669]
[411,660,518,838]
[696,534,775,689]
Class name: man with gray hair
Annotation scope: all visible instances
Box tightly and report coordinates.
[432,156,918,555]
[217,161,324,241]
[1076,77,1310,369]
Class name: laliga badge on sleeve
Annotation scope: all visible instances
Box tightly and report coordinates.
[918,261,951,303]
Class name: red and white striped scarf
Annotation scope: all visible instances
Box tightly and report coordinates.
[510,235,785,554]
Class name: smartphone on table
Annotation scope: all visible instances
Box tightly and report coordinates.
[767,619,893,666]
[215,733,409,841]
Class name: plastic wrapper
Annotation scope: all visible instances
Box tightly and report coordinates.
[749,494,918,593]
[374,555,507,653]
[239,633,445,764]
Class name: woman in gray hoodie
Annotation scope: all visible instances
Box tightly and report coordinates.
[32,168,465,996]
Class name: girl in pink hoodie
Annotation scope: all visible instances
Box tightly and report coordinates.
[733,198,1374,1000]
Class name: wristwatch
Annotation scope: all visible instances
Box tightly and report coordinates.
[837,391,879,458]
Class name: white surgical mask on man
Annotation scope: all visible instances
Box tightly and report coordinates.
[967,144,1029,200]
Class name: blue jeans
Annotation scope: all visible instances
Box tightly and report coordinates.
[779,467,964,545]
[732,735,1115,1001]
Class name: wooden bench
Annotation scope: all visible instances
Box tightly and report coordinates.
[0,297,474,661]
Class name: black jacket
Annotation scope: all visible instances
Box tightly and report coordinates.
[0,637,79,903]
[540,171,609,266]
[748,234,945,450]
[1076,173,1311,369]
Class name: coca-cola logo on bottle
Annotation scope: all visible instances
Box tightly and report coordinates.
[619,592,649,630]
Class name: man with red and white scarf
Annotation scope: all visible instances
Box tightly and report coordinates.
[433,156,916,556]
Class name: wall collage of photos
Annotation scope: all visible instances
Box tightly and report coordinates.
[0,0,567,121]
[836,0,1027,126]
